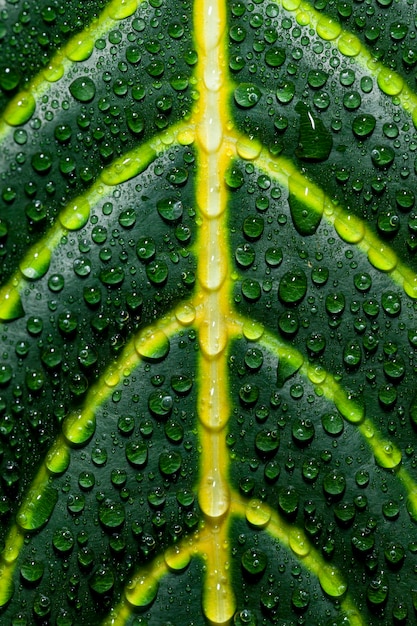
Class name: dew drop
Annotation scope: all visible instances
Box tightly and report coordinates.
[109,0,138,19]
[377,69,403,96]
[367,243,397,272]
[289,528,311,556]
[46,443,70,474]
[288,174,324,235]
[59,198,90,230]
[234,83,262,108]
[374,441,402,469]
[65,36,94,62]
[241,547,267,577]
[17,485,58,531]
[278,269,307,304]
[135,329,170,361]
[4,92,36,126]
[245,499,271,528]
[62,411,96,446]
[125,575,159,608]
[338,33,361,56]
[69,76,96,103]
[316,16,342,40]
[19,245,51,280]
[319,565,347,597]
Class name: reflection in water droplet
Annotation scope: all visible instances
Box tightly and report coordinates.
[63,411,96,446]
[125,575,159,608]
[17,485,58,531]
[4,92,36,126]
[289,528,311,557]
[319,564,347,597]
[135,330,170,361]
[334,212,365,243]
[288,173,324,235]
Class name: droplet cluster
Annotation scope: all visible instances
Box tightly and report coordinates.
[1,0,417,623]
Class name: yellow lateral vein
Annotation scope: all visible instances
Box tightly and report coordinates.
[231,494,367,626]
[231,316,417,505]
[246,141,417,299]
[0,125,184,321]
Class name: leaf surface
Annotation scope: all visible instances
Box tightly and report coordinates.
[0,0,417,624]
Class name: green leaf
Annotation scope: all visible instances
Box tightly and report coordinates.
[0,0,417,624]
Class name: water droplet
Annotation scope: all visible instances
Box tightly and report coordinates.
[69,76,96,102]
[99,500,125,530]
[292,418,314,445]
[125,574,159,608]
[31,152,52,174]
[366,573,389,607]
[63,411,95,446]
[234,83,262,108]
[148,389,173,418]
[343,341,361,368]
[146,260,168,285]
[316,16,342,40]
[226,165,244,189]
[4,92,36,126]
[319,565,347,597]
[157,197,183,222]
[89,566,115,594]
[21,560,44,584]
[245,499,271,528]
[338,33,361,56]
[279,269,307,304]
[371,145,395,169]
[136,237,156,262]
[279,486,299,516]
[291,588,310,611]
[46,443,70,474]
[109,0,138,19]
[295,102,332,162]
[334,212,365,244]
[235,243,255,268]
[367,243,397,272]
[323,470,346,498]
[255,430,279,456]
[288,173,324,234]
[135,329,170,361]
[165,545,190,572]
[125,441,147,467]
[334,501,355,526]
[265,47,286,67]
[19,245,51,280]
[59,198,90,230]
[159,450,182,476]
[377,68,403,96]
[241,279,261,301]
[352,114,376,139]
[321,412,344,436]
[17,485,58,531]
[100,266,124,286]
[241,547,267,577]
[242,320,264,340]
[374,441,402,469]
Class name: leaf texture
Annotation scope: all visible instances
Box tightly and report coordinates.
[0,0,417,624]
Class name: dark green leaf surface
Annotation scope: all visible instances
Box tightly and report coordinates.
[0,0,417,624]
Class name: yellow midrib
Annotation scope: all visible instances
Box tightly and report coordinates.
[192,0,236,622]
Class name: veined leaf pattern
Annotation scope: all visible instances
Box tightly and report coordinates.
[0,0,417,624]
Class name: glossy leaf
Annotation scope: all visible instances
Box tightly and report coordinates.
[0,0,417,624]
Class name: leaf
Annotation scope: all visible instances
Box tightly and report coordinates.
[0,0,417,624]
